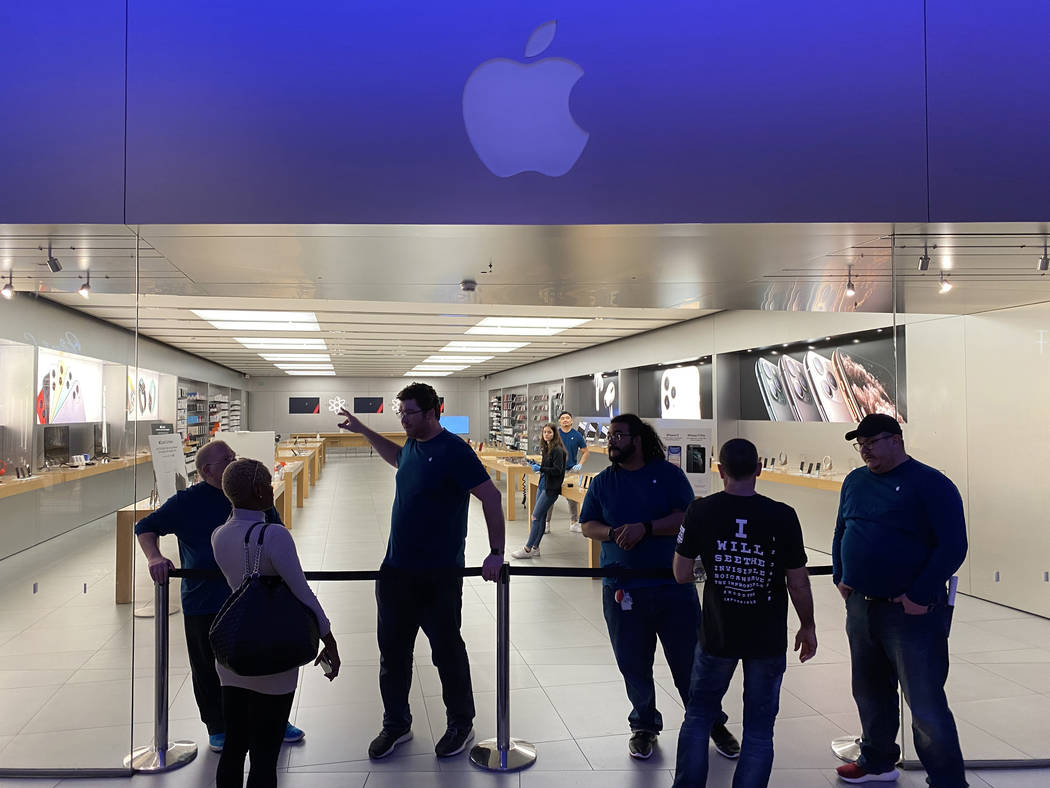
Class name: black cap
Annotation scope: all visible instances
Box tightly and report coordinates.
[844,413,903,441]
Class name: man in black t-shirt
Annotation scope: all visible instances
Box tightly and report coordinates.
[671,438,817,788]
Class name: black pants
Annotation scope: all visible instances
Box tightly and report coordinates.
[376,568,475,731]
[184,613,224,735]
[216,686,294,788]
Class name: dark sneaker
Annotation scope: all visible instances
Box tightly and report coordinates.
[628,730,658,760]
[711,723,740,759]
[283,722,305,743]
[368,727,412,759]
[836,762,901,783]
[435,726,474,757]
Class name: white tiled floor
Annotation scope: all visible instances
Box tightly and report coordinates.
[0,454,1048,787]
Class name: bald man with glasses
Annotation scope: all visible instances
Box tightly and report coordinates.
[135,440,298,753]
[833,414,968,786]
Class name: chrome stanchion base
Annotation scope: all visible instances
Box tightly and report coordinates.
[831,735,862,763]
[124,741,197,772]
[469,739,537,772]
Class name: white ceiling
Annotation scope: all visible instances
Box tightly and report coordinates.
[3,222,1050,377]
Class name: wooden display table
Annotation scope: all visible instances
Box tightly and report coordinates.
[479,455,543,522]
[277,444,320,491]
[292,432,408,453]
[114,466,303,604]
[0,452,153,501]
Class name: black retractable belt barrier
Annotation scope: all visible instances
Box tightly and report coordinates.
[135,564,838,775]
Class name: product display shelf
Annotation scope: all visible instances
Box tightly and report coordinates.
[228,398,242,431]
[178,386,208,478]
[488,394,502,447]
[527,386,564,449]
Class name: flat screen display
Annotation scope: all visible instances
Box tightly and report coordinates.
[353,396,384,414]
[289,397,320,414]
[44,425,70,464]
[35,348,103,425]
[442,416,469,434]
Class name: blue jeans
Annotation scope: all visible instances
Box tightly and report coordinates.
[673,649,786,788]
[526,489,559,548]
[845,592,967,788]
[602,583,726,733]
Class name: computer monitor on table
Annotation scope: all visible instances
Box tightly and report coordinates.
[44,425,70,467]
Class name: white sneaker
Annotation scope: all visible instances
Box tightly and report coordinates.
[569,521,582,533]
[544,523,551,534]
[510,547,539,559]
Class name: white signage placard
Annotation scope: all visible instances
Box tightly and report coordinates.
[149,433,189,503]
[213,431,276,472]
[656,420,713,498]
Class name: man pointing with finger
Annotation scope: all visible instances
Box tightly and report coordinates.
[833,414,968,786]
[338,381,505,761]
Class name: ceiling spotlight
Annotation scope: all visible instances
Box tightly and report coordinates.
[845,265,856,298]
[917,245,930,272]
[78,270,91,299]
[44,242,62,272]
[1,270,12,300]
[1039,238,1049,272]
[939,272,953,294]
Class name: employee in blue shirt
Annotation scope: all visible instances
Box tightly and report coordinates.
[337,382,505,762]
[832,414,967,787]
[134,440,303,753]
[580,413,738,762]
[546,410,590,533]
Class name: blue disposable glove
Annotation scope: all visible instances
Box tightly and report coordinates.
[530,462,541,472]
[572,463,583,472]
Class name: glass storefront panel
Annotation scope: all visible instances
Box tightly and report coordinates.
[0,228,142,769]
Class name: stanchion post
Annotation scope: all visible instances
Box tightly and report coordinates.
[469,563,536,772]
[125,579,198,772]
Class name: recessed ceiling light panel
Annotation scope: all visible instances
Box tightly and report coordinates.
[441,341,528,352]
[477,317,588,328]
[412,365,468,372]
[274,363,335,370]
[284,370,336,376]
[404,370,452,377]
[423,355,493,364]
[237,338,327,349]
[259,353,332,362]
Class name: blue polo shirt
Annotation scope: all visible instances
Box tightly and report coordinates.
[133,481,281,615]
[580,458,696,589]
[386,429,491,569]
[559,427,588,467]
[832,458,967,604]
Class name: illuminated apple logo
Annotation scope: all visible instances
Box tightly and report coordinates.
[463,21,588,177]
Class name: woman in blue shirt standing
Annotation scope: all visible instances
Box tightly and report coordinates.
[511,423,566,558]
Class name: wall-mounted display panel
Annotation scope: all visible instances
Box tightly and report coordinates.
[566,372,619,418]
[737,328,906,423]
[126,367,160,421]
[289,396,320,414]
[35,348,104,425]
[353,396,384,414]
[637,357,713,420]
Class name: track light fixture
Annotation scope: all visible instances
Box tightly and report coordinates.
[917,245,931,272]
[45,242,62,273]
[1039,238,1049,272]
[845,265,856,298]
[939,271,953,294]
[1,270,12,300]
[78,270,91,299]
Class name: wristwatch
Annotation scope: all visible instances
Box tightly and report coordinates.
[490,547,504,555]
[643,521,653,537]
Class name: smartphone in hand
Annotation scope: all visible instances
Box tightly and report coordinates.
[318,654,335,678]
